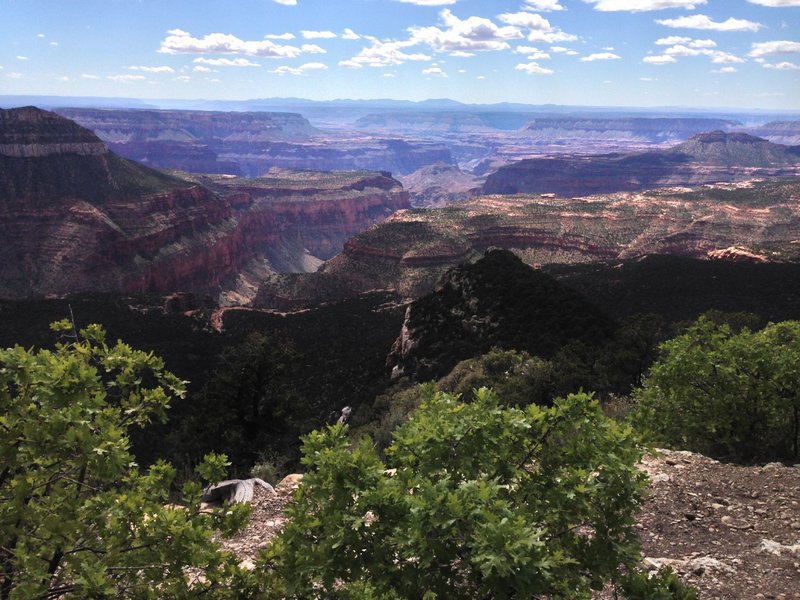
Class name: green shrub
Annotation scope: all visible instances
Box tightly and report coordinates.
[632,317,800,462]
[0,322,251,599]
[258,388,667,599]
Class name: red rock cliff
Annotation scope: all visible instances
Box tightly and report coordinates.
[0,108,410,301]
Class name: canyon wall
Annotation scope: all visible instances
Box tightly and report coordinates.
[0,107,410,301]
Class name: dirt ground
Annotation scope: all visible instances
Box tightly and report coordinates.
[221,450,800,598]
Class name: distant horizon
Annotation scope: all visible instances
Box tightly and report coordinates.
[2,1,798,111]
[2,93,799,117]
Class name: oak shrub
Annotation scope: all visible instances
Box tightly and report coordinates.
[633,317,800,462]
[259,388,686,599]
[0,322,250,599]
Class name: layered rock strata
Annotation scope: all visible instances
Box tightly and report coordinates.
[0,108,410,301]
[255,179,800,307]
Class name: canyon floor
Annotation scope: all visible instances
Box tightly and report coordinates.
[220,450,800,599]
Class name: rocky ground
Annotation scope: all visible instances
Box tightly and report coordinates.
[221,451,800,598]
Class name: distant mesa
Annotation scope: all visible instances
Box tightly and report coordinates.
[481,131,799,197]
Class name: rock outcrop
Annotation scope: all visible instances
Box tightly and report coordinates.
[385,248,614,382]
[0,108,410,301]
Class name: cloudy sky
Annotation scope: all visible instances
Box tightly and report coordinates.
[1,0,798,109]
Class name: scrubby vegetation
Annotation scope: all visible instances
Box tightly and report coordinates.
[0,322,249,599]
[632,317,800,462]
[259,388,692,599]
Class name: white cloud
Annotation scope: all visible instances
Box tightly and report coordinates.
[56,76,69,81]
[410,9,522,53]
[661,44,744,63]
[515,45,551,59]
[395,0,457,4]
[763,61,799,69]
[16,56,28,61]
[664,44,702,56]
[749,40,800,57]
[550,45,579,55]
[688,38,716,48]
[176,75,191,82]
[37,33,45,38]
[81,73,99,79]
[581,52,622,61]
[159,29,316,58]
[422,66,448,76]
[339,39,431,68]
[713,66,737,73]
[383,72,396,77]
[515,61,554,74]
[499,11,577,44]
[499,11,551,30]
[301,44,326,54]
[265,33,295,40]
[477,75,486,79]
[584,0,706,10]
[107,74,146,83]
[643,54,677,64]
[656,14,762,32]
[527,29,578,43]
[127,65,175,73]
[193,65,213,72]
[707,51,744,64]
[655,36,691,45]
[193,57,261,67]
[747,0,800,6]
[342,28,361,40]
[7,72,23,79]
[49,41,59,46]
[301,30,336,39]
[272,0,297,5]
[449,50,475,57]
[523,0,565,11]
[640,76,657,80]
[270,62,327,75]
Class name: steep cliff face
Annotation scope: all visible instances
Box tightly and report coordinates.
[0,108,410,301]
[482,132,799,196]
[56,108,453,177]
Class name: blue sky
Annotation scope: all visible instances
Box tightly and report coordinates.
[1,0,798,109]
